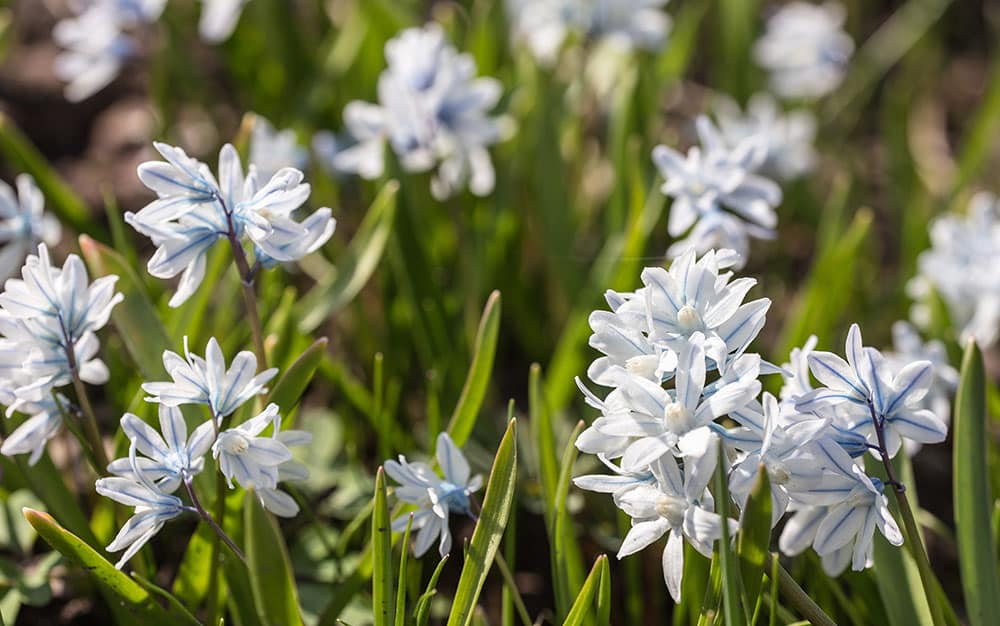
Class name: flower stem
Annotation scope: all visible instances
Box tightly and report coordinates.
[867,401,946,626]
[183,475,246,564]
[767,553,836,626]
[493,551,532,626]
[226,233,268,369]
[69,368,109,473]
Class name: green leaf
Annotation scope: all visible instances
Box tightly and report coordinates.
[563,556,608,626]
[264,337,328,422]
[953,340,1000,626]
[414,555,449,626]
[714,441,741,626]
[446,418,517,626]
[298,181,398,332]
[737,466,773,618]
[595,554,611,626]
[551,421,587,621]
[529,364,559,522]
[79,235,172,380]
[245,491,304,626]
[394,513,414,626]
[0,114,108,242]
[445,290,502,447]
[22,508,198,625]
[372,467,395,626]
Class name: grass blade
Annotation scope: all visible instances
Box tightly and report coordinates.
[446,418,517,626]
[264,337,328,422]
[552,420,587,621]
[564,555,608,626]
[23,508,197,625]
[245,490,304,626]
[953,340,1000,626]
[737,466,773,618]
[445,290,502,447]
[372,467,395,626]
[714,440,741,625]
[414,555,450,626]
[394,513,414,626]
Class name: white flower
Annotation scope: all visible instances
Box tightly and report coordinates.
[53,0,165,102]
[0,175,61,281]
[506,0,671,64]
[107,405,216,493]
[602,448,735,602]
[753,2,854,100]
[796,323,947,458]
[129,142,335,306]
[0,382,63,465]
[249,115,308,182]
[779,335,818,403]
[384,432,484,557]
[212,403,292,489]
[584,337,760,471]
[653,117,782,264]
[711,93,817,180]
[333,24,508,200]
[256,417,312,517]
[199,0,248,43]
[95,476,185,569]
[142,336,277,420]
[909,192,1000,347]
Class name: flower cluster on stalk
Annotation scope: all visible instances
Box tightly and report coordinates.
[573,249,951,600]
[0,244,122,465]
[128,141,335,306]
[328,24,510,200]
[97,337,310,568]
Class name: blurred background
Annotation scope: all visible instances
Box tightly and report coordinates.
[2,0,1000,623]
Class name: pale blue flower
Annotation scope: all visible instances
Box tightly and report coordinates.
[653,117,782,264]
[384,432,483,557]
[129,142,335,306]
[142,336,277,420]
[0,175,61,281]
[753,2,854,100]
[334,24,508,200]
[796,323,947,457]
[212,403,292,489]
[107,405,216,493]
[95,476,186,569]
[249,115,308,182]
[608,448,735,602]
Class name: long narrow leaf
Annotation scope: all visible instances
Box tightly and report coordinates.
[446,291,502,447]
[564,556,608,626]
[446,418,517,626]
[245,491,304,626]
[372,467,395,626]
[953,341,1000,626]
[737,466,772,617]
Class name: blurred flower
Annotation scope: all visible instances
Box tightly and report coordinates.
[199,0,248,43]
[653,117,782,264]
[129,142,335,306]
[753,2,854,100]
[0,175,61,281]
[142,336,277,420]
[107,405,216,493]
[213,403,292,489]
[333,24,509,200]
[796,324,947,458]
[712,93,817,180]
[249,115,308,182]
[909,191,1000,347]
[603,450,734,602]
[506,0,671,65]
[53,0,165,102]
[96,476,186,568]
[384,432,483,557]
[0,374,64,465]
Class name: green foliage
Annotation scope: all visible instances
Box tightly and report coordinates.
[446,291,502,447]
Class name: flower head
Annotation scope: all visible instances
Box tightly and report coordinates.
[95,476,185,569]
[142,336,278,420]
[0,175,61,281]
[212,403,292,489]
[384,432,483,557]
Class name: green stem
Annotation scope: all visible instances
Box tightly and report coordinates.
[205,469,228,625]
[69,372,109,473]
[767,554,836,626]
[493,552,532,626]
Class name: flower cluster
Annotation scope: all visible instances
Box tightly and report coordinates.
[652,118,782,266]
[0,244,123,464]
[753,1,854,100]
[329,24,509,200]
[97,337,309,568]
[383,432,483,557]
[127,141,335,306]
[505,0,672,65]
[573,249,949,600]
[53,0,248,101]
[909,191,1000,347]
